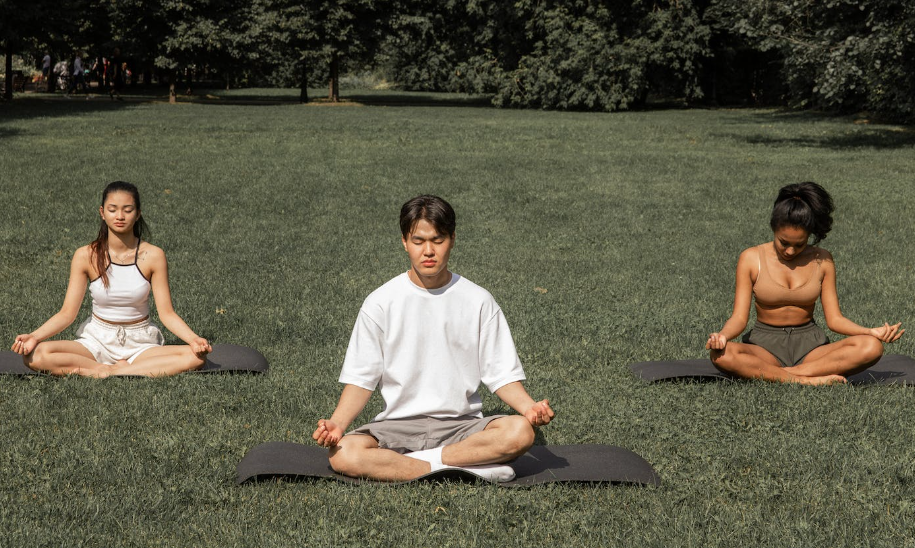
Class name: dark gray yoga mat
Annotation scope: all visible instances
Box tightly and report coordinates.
[629,354,915,385]
[0,351,35,375]
[236,441,660,487]
[0,344,268,375]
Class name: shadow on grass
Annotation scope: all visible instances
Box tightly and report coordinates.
[743,130,915,150]
[205,90,492,108]
[0,126,22,139]
[343,92,492,108]
[0,91,298,136]
[0,94,143,132]
[0,89,494,128]
[722,108,915,150]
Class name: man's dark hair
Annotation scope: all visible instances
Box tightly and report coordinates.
[399,195,456,238]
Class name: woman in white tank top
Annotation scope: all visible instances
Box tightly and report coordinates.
[11,181,212,377]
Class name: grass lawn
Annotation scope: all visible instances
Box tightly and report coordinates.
[1,90,914,547]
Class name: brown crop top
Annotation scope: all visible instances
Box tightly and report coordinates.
[752,244,822,308]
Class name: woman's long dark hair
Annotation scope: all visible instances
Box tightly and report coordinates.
[90,181,150,287]
[770,182,834,244]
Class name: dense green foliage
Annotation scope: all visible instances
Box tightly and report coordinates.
[255,0,386,100]
[380,0,915,119]
[3,0,914,117]
[710,0,915,120]
[384,0,711,111]
[1,92,914,546]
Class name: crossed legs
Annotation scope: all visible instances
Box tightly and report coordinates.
[25,341,204,377]
[328,415,535,481]
[24,340,110,376]
[710,335,883,384]
[105,345,204,377]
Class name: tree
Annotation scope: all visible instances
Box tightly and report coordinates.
[100,0,259,101]
[1,0,89,99]
[381,0,711,112]
[709,0,915,120]
[259,0,390,102]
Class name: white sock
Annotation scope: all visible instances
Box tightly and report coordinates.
[404,447,444,466]
[460,463,516,483]
[405,447,515,482]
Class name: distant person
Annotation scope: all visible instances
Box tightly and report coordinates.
[68,53,87,95]
[707,182,904,384]
[91,56,106,91]
[11,181,212,377]
[53,59,69,93]
[313,195,554,482]
[109,48,124,100]
[40,52,51,91]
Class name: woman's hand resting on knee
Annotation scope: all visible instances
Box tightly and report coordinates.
[869,322,904,343]
[190,337,212,358]
[11,334,38,355]
[706,333,728,351]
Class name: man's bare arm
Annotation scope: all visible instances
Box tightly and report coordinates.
[494,381,555,427]
[313,384,373,447]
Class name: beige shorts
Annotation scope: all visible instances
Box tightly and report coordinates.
[75,317,164,365]
[348,414,506,453]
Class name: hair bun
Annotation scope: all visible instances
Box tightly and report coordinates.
[770,182,834,244]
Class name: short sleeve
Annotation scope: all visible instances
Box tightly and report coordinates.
[479,308,526,393]
[338,310,385,391]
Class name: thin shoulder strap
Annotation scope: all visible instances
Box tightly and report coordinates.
[756,244,767,279]
[133,239,141,265]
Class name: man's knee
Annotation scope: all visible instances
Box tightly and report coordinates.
[490,416,535,458]
[327,436,372,476]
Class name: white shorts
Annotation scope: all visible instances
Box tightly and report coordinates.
[75,317,164,365]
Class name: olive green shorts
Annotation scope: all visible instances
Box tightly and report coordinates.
[347,414,506,454]
[742,321,829,367]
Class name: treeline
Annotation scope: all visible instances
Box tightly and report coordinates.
[2,0,913,120]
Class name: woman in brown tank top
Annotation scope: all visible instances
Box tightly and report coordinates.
[706,182,904,385]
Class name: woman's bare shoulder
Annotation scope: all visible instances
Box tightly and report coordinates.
[738,244,764,261]
[138,241,165,259]
[72,244,93,262]
[811,245,834,262]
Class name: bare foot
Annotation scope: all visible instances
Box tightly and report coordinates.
[77,362,118,378]
[107,360,130,376]
[794,374,846,386]
[783,364,814,377]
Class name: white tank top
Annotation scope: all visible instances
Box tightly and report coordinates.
[88,242,151,322]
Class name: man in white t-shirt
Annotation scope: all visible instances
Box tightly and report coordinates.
[313,195,554,482]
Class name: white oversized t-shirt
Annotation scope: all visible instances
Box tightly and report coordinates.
[339,272,526,421]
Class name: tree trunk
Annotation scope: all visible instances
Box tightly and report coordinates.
[328,52,339,102]
[3,45,12,101]
[169,70,177,104]
[299,59,308,103]
[225,71,230,91]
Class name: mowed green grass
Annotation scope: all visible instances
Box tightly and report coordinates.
[1,92,915,547]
